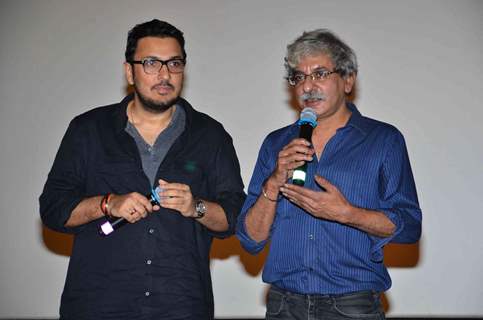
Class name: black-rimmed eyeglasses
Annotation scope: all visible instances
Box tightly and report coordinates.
[129,57,186,74]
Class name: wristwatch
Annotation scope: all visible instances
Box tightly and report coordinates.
[194,199,207,219]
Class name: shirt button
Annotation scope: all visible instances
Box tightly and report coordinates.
[148,228,155,234]
[145,291,150,296]
[308,234,314,240]
[146,259,152,265]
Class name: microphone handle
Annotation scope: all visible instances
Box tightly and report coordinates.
[292,123,314,186]
[298,123,313,141]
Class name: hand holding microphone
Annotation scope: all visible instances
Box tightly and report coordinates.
[99,187,162,236]
[264,108,317,201]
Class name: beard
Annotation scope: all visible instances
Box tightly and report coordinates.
[134,85,179,113]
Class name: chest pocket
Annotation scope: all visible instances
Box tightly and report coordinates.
[158,159,206,197]
[92,159,146,195]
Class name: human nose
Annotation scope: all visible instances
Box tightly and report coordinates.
[157,63,171,79]
[302,74,315,92]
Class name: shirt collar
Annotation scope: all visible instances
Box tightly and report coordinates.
[113,94,194,135]
[113,94,133,134]
[344,102,371,135]
[289,102,372,136]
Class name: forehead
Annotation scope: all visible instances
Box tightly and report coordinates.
[134,36,182,59]
[295,53,334,71]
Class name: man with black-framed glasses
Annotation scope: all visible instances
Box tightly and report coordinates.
[40,19,245,319]
[237,29,422,319]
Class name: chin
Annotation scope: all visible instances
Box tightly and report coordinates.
[134,82,183,112]
[302,102,324,112]
[138,92,179,113]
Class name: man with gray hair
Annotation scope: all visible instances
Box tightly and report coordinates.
[237,29,422,319]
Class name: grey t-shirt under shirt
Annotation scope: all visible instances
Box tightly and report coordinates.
[125,105,186,187]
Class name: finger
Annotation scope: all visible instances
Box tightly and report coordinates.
[131,195,153,213]
[279,144,314,159]
[280,188,306,209]
[160,196,186,207]
[314,175,331,192]
[159,187,179,197]
[122,208,138,223]
[287,160,307,171]
[159,188,187,199]
[159,182,190,193]
[126,192,149,207]
[282,183,319,201]
[131,203,149,218]
[282,182,305,193]
[280,185,304,202]
[280,186,318,213]
[285,138,312,148]
[128,210,144,223]
[134,209,148,219]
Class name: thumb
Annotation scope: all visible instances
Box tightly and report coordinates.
[314,175,330,192]
[158,178,168,186]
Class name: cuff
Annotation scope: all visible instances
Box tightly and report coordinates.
[369,209,403,262]
[235,213,268,254]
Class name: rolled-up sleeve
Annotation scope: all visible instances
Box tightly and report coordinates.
[206,132,246,239]
[370,130,422,261]
[39,118,87,234]
[236,137,276,254]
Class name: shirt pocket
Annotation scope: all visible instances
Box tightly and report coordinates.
[93,159,146,194]
[158,160,205,197]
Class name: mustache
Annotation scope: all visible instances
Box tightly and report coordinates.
[152,81,175,90]
[299,91,326,102]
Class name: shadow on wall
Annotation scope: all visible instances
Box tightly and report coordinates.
[210,235,421,314]
[40,213,420,315]
[210,235,270,277]
[41,221,73,257]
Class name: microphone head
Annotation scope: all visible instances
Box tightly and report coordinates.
[152,186,163,204]
[298,108,317,128]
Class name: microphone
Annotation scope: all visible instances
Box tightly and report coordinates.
[99,186,162,236]
[292,107,317,186]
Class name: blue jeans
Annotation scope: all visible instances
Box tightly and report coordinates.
[265,286,385,320]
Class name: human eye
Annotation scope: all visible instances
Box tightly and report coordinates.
[313,69,330,80]
[142,58,159,67]
[168,59,184,67]
[142,58,159,69]
[292,73,306,83]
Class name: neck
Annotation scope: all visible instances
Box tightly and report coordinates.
[310,103,352,159]
[314,103,351,133]
[129,99,176,130]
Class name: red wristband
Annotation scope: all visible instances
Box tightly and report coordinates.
[100,193,111,217]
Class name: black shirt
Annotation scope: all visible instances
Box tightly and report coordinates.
[39,95,246,320]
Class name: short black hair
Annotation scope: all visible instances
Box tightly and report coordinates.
[125,19,186,62]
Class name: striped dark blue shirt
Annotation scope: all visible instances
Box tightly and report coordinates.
[236,103,422,295]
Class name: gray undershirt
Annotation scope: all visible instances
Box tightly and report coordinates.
[125,105,186,187]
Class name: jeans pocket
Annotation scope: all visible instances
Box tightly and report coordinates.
[266,289,286,316]
[332,292,385,319]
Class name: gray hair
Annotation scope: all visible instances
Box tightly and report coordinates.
[285,29,358,78]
